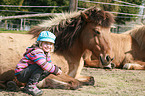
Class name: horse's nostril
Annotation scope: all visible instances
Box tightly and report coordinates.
[99,56,103,64]
[105,55,110,62]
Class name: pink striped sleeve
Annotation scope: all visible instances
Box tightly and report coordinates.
[27,49,56,73]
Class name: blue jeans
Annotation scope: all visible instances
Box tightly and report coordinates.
[16,64,50,85]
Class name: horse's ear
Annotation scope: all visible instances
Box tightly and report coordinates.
[81,12,90,22]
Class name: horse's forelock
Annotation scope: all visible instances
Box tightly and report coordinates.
[102,11,115,27]
[94,10,115,27]
[81,8,115,28]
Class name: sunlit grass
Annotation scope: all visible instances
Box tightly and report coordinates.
[0,28,28,34]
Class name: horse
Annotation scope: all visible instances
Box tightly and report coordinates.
[0,7,115,90]
[84,25,145,70]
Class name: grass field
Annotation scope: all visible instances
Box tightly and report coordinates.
[0,28,28,34]
[0,67,145,96]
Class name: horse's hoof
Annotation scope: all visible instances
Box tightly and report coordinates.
[6,81,19,91]
[123,63,143,70]
[68,80,82,90]
[123,63,131,69]
[88,76,95,85]
[82,76,95,86]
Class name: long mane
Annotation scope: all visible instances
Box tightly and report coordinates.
[126,25,145,50]
[29,7,115,51]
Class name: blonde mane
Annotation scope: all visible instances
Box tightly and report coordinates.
[38,7,101,29]
[127,25,145,50]
[38,12,80,28]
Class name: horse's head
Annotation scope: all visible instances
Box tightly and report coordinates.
[80,7,115,69]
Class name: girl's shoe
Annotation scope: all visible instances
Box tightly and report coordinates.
[24,84,43,96]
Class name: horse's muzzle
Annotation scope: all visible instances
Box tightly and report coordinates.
[100,54,115,69]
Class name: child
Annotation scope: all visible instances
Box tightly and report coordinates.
[14,31,62,96]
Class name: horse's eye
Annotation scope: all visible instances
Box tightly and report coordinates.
[93,29,100,34]
[95,30,100,34]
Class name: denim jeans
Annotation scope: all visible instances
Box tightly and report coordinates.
[16,64,50,85]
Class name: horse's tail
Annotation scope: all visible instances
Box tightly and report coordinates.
[28,26,46,38]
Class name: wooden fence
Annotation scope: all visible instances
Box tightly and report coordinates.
[0,19,140,33]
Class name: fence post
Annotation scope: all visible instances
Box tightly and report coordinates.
[20,18,23,30]
[24,18,26,30]
[4,20,7,29]
[69,0,78,12]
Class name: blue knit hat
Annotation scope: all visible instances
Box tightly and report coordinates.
[37,31,56,43]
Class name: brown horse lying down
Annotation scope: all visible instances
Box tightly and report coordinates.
[84,25,145,70]
[0,7,115,90]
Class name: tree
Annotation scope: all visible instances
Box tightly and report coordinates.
[0,0,25,16]
[0,0,69,16]
[23,0,69,13]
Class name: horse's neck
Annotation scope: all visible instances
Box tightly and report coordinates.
[62,40,84,61]
[51,39,85,73]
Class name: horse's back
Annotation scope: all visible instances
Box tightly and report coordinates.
[0,33,36,80]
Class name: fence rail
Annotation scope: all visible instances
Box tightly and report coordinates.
[0,18,142,33]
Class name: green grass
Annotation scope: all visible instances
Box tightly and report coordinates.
[0,28,28,34]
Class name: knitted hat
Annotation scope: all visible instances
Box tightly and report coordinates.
[37,31,56,43]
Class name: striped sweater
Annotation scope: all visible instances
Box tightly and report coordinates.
[15,45,59,75]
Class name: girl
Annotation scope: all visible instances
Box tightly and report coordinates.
[15,31,62,96]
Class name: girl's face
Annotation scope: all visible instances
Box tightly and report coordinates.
[41,41,54,52]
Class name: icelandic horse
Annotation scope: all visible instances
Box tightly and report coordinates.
[0,7,115,90]
[84,25,145,70]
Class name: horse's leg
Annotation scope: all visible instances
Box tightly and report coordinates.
[0,81,6,89]
[37,72,82,90]
[69,57,95,85]
[83,49,100,68]
[123,61,145,70]
[84,59,100,68]
[4,72,81,90]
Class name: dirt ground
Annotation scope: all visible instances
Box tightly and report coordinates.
[0,33,145,96]
[0,68,145,96]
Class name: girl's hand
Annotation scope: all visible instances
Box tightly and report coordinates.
[56,69,62,75]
